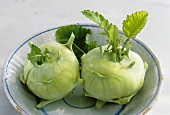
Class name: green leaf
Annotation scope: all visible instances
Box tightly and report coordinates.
[27,42,50,65]
[122,11,148,38]
[82,10,112,33]
[107,25,119,53]
[28,42,45,65]
[56,25,96,62]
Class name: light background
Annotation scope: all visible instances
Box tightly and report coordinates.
[0,0,169,114]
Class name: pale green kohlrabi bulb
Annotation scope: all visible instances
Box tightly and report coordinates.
[81,45,148,108]
[20,33,83,109]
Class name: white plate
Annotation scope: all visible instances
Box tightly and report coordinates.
[3,24,163,115]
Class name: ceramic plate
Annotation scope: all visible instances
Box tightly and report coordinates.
[3,24,163,115]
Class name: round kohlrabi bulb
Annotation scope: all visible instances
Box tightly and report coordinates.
[81,45,148,108]
[20,34,82,109]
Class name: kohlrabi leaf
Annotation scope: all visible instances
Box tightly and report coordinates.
[122,11,148,38]
[56,25,97,62]
[82,10,112,34]
[28,42,47,65]
[107,25,119,52]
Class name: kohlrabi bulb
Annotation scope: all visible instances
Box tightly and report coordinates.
[20,33,83,109]
[81,45,148,108]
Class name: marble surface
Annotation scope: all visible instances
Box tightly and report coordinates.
[0,0,169,114]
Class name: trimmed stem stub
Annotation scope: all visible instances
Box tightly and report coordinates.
[65,32,75,51]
